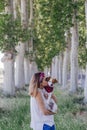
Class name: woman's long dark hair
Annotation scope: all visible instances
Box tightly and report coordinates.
[29,72,44,96]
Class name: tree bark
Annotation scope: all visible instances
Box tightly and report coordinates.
[1,0,15,96]
[59,54,63,85]
[84,0,87,102]
[1,52,15,96]
[15,42,25,89]
[15,0,27,89]
[51,57,56,78]
[55,56,59,80]
[29,61,38,79]
[28,0,38,80]
[62,31,70,88]
[69,0,79,93]
[62,48,69,88]
[24,57,30,85]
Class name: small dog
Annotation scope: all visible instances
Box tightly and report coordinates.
[43,77,58,113]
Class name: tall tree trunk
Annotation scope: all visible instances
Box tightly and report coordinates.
[51,57,56,78]
[62,48,69,88]
[23,0,30,85]
[13,0,17,19]
[84,0,87,102]
[15,42,25,89]
[15,0,27,89]
[44,66,51,76]
[1,0,15,96]
[51,56,58,79]
[62,31,71,88]
[44,66,49,76]
[70,0,79,93]
[28,0,38,80]
[59,54,63,85]
[55,56,59,80]
[29,61,38,79]
[13,0,18,90]
[1,52,15,96]
[24,56,30,85]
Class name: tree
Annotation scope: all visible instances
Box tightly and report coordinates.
[84,0,87,103]
[1,0,15,96]
[62,31,71,88]
[0,0,30,94]
[15,0,28,89]
[69,0,79,93]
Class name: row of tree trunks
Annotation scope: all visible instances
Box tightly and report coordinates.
[50,0,79,93]
[2,0,38,96]
[1,0,87,102]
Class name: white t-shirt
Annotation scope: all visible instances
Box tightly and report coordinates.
[30,88,55,130]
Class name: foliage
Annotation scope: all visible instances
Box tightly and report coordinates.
[33,0,86,69]
[0,0,6,12]
[0,0,87,69]
[33,0,66,69]
[0,13,30,52]
[78,0,87,68]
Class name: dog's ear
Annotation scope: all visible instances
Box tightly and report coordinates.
[52,78,58,83]
[45,76,51,81]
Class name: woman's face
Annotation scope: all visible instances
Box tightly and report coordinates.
[40,77,48,88]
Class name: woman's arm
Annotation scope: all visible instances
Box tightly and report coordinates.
[36,91,55,115]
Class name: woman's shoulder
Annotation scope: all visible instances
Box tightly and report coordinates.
[36,88,43,98]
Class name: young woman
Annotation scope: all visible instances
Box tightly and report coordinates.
[29,72,57,130]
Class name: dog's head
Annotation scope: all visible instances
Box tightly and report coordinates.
[44,77,58,93]
[45,76,58,86]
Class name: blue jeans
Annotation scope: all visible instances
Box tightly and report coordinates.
[43,124,55,130]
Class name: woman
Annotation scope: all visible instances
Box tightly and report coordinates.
[29,72,57,130]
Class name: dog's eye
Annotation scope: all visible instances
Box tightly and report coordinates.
[45,78,48,81]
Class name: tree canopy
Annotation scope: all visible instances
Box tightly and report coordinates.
[0,0,86,69]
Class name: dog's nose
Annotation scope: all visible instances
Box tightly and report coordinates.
[48,81,53,87]
[50,83,53,87]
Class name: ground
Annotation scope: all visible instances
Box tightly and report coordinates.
[0,71,87,130]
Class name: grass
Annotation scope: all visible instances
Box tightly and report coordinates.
[0,89,30,130]
[0,100,30,130]
[54,87,87,130]
[0,85,87,130]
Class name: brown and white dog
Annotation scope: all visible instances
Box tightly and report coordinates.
[43,77,58,113]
